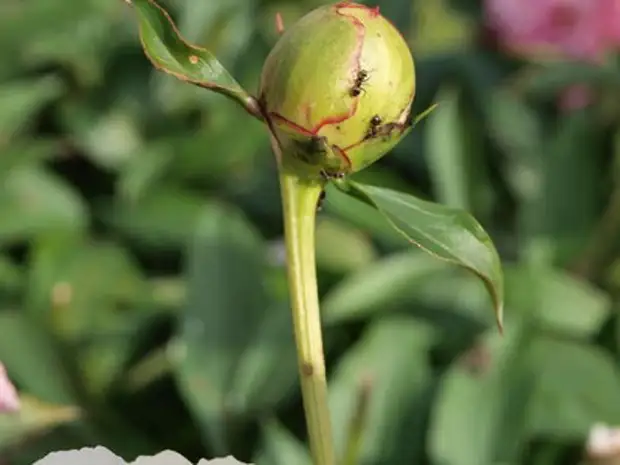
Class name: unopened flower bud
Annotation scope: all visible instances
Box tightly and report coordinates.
[260,2,416,177]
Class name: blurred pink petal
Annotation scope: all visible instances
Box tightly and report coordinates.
[0,362,20,413]
[600,0,620,42]
[485,0,620,60]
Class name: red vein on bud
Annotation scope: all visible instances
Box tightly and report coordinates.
[298,3,366,135]
[334,2,381,17]
[271,113,316,136]
[267,4,373,171]
[332,145,353,168]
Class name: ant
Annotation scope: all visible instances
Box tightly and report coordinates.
[350,69,370,97]
[366,114,382,138]
[316,189,326,212]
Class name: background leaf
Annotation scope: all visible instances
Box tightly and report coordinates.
[329,317,436,465]
[1,0,619,463]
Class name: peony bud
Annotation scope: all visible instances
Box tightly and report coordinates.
[259,2,416,177]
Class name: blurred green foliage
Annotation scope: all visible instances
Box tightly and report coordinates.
[1,0,620,464]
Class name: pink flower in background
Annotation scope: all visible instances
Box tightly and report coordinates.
[485,0,620,60]
[0,362,20,413]
[485,0,620,111]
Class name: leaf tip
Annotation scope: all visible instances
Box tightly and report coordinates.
[496,304,504,335]
[410,102,439,127]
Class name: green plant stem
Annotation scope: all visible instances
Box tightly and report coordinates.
[279,170,336,465]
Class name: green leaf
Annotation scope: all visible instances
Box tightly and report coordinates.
[127,0,256,114]
[322,250,492,329]
[505,265,610,337]
[25,238,149,397]
[525,338,620,438]
[0,76,64,141]
[26,239,147,332]
[426,87,471,210]
[105,187,207,248]
[527,111,604,265]
[0,255,23,294]
[228,301,298,414]
[411,0,474,56]
[323,184,410,249]
[336,180,504,331]
[0,140,59,180]
[429,322,532,465]
[254,421,311,465]
[69,109,142,170]
[172,204,270,452]
[329,317,435,464]
[484,89,543,203]
[0,311,77,404]
[315,217,378,275]
[0,167,88,245]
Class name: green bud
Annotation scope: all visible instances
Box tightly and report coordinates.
[259,2,416,177]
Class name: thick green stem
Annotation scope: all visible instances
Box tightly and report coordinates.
[279,171,335,465]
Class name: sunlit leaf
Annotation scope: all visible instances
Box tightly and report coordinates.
[336,180,504,331]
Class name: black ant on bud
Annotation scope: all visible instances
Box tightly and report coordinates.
[316,189,326,212]
[349,69,370,97]
[365,114,382,138]
[369,114,382,131]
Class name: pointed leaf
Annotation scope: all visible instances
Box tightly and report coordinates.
[172,204,268,452]
[426,88,469,209]
[329,317,435,463]
[127,0,258,115]
[429,322,531,465]
[336,180,504,330]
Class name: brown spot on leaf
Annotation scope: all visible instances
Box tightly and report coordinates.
[189,55,199,64]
